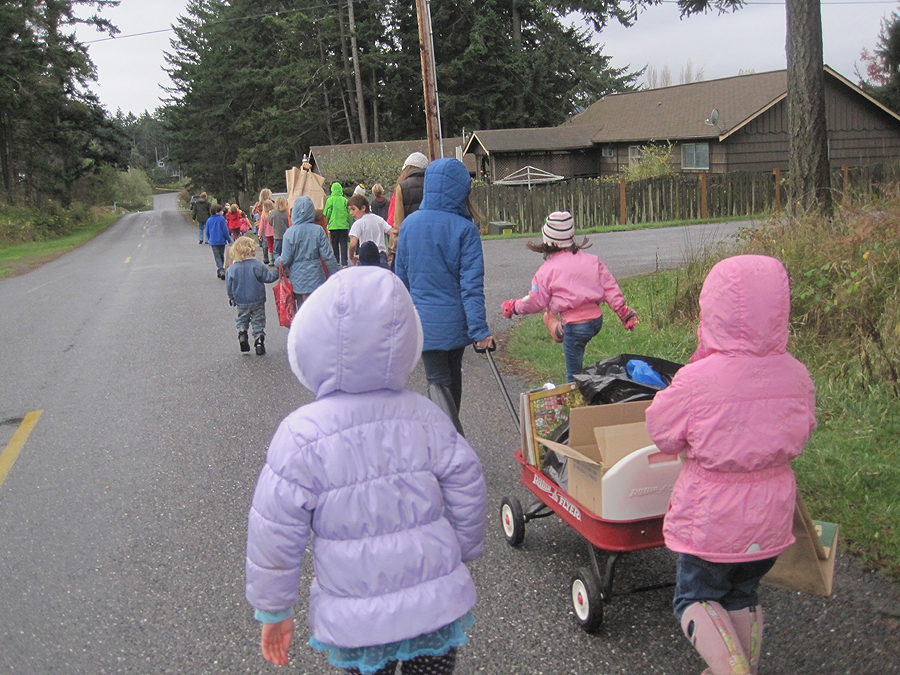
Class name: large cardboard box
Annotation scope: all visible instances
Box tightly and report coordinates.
[536,400,658,518]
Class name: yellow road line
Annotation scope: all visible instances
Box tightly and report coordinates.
[0,410,42,490]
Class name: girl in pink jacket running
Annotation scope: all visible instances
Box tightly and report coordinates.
[501,211,637,381]
[645,255,817,675]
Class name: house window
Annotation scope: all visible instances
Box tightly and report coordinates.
[602,146,615,157]
[682,143,710,170]
[628,146,642,165]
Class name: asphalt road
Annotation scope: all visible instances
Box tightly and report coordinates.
[0,194,897,675]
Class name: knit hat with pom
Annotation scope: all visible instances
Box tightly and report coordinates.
[403,152,429,170]
[542,211,575,247]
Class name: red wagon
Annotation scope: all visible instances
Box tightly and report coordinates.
[478,347,677,633]
[500,450,673,633]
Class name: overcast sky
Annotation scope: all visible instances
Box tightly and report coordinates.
[77,0,896,117]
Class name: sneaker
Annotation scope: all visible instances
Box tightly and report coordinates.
[254,335,266,356]
[198,240,203,245]
[238,331,250,352]
[217,268,225,279]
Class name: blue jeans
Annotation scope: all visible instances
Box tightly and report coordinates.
[235,304,266,338]
[421,347,466,412]
[562,316,603,381]
[198,223,206,242]
[273,238,283,256]
[211,244,226,273]
[673,553,778,620]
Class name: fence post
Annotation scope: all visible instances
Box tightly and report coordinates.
[842,165,850,203]
[699,173,708,220]
[618,177,626,225]
[773,168,781,211]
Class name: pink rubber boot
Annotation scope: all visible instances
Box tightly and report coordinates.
[680,601,752,675]
[728,606,763,675]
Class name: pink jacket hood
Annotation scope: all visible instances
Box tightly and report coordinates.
[692,255,789,362]
[287,266,423,397]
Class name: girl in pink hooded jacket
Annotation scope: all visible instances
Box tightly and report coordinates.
[501,211,637,381]
[645,255,817,675]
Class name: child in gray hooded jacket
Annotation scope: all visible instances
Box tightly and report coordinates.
[225,236,278,355]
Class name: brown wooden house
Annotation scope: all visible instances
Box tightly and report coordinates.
[464,67,900,182]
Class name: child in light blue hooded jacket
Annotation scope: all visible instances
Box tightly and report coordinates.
[274,195,339,310]
[245,265,488,674]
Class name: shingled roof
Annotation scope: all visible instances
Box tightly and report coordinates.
[572,69,789,143]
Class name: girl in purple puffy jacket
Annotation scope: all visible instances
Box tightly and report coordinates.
[646,255,817,675]
[245,265,488,674]
[501,210,637,382]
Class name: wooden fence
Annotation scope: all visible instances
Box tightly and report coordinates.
[471,166,892,234]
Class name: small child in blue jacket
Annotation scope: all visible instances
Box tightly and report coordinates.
[204,204,232,279]
[225,236,279,355]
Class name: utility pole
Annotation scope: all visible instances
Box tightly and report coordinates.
[347,0,368,144]
[415,0,441,161]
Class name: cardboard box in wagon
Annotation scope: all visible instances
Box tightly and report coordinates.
[536,399,670,519]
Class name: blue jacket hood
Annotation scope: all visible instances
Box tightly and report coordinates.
[419,158,471,218]
[287,266,423,397]
[291,195,315,225]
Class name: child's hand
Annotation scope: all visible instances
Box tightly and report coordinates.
[261,617,294,667]
[617,307,638,331]
[501,299,516,319]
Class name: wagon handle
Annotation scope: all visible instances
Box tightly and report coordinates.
[473,342,521,432]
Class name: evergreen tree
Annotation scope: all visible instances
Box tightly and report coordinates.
[0,0,128,205]
[859,12,900,114]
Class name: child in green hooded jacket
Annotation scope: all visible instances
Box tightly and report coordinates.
[323,182,352,266]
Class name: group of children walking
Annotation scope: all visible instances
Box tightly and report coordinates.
[191,166,816,675]
[205,182,397,359]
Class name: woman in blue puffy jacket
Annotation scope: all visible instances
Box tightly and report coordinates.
[394,158,494,429]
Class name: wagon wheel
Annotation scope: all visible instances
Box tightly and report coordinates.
[571,567,604,633]
[500,496,526,547]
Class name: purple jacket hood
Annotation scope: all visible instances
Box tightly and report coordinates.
[288,266,423,397]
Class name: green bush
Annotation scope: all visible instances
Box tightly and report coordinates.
[117,168,154,210]
[0,201,95,246]
[614,141,676,182]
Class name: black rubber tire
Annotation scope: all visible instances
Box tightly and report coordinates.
[500,496,526,547]
[571,567,604,633]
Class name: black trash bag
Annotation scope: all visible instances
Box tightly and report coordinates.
[573,353,684,405]
[540,420,569,490]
